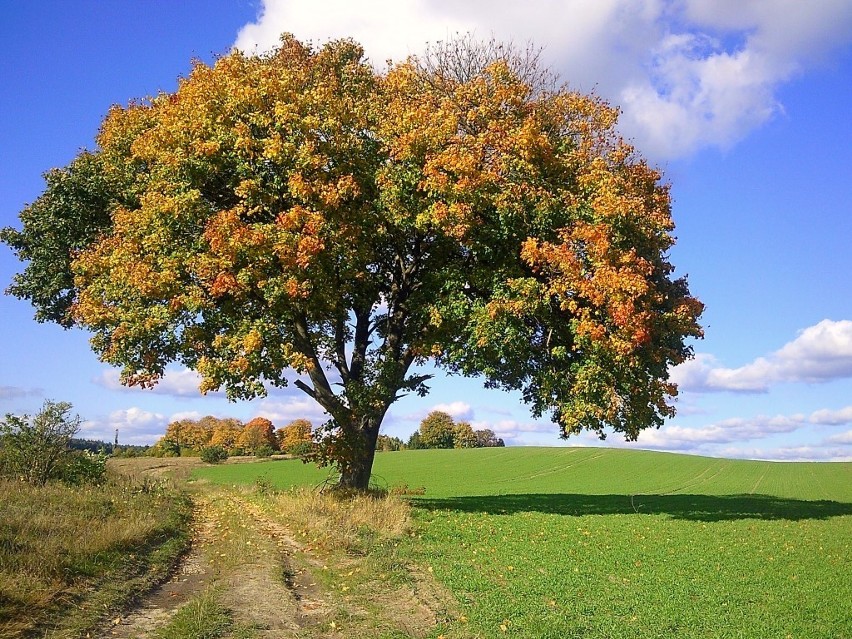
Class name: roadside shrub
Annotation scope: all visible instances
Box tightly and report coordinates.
[287,441,313,456]
[254,475,274,494]
[255,444,275,458]
[59,450,108,485]
[200,445,228,464]
[0,400,81,485]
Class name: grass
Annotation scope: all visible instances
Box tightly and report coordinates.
[196,447,852,638]
[257,485,410,554]
[0,472,192,639]
[194,447,852,501]
[154,589,233,639]
[238,484,453,637]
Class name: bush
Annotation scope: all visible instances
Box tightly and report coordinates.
[0,400,81,485]
[149,439,180,457]
[200,445,228,464]
[286,441,313,456]
[255,444,275,458]
[58,450,107,485]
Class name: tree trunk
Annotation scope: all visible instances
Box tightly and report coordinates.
[337,416,381,491]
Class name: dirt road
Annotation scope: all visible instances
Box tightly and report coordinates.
[98,462,451,638]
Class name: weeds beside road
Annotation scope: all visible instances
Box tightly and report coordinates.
[0,470,191,639]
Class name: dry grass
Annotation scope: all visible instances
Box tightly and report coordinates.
[236,485,455,637]
[0,475,191,638]
[259,486,411,554]
[108,455,204,483]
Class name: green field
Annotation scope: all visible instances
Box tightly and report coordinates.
[196,448,852,638]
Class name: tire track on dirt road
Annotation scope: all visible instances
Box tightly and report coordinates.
[100,491,329,638]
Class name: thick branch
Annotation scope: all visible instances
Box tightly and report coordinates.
[332,313,350,383]
[293,379,316,399]
[292,313,349,421]
[349,304,371,382]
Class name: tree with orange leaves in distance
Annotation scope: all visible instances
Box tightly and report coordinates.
[1,35,702,490]
[236,417,278,455]
[209,417,244,453]
[277,418,313,454]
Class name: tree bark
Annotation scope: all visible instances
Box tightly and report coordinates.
[337,416,382,491]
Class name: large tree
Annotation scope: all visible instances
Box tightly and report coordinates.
[1,35,702,490]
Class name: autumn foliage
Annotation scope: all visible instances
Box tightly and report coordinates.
[154,415,280,457]
[277,418,314,454]
[2,35,702,489]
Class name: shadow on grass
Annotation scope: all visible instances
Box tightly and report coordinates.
[413,493,852,522]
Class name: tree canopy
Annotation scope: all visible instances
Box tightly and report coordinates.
[1,35,702,490]
[418,411,456,449]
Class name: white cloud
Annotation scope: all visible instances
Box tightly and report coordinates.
[671,320,852,393]
[233,0,852,159]
[636,414,806,449]
[234,0,470,64]
[582,405,852,460]
[168,410,205,423]
[810,406,852,426]
[95,366,310,399]
[96,367,220,397]
[825,429,852,445]
[715,444,852,463]
[471,418,554,442]
[430,401,473,420]
[80,407,168,445]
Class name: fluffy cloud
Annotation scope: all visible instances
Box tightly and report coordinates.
[471,418,554,443]
[168,410,205,423]
[617,406,852,460]
[429,401,473,420]
[80,407,168,445]
[825,429,852,445]
[233,0,852,159]
[715,444,852,463]
[96,367,220,397]
[671,320,852,393]
[809,406,852,426]
[96,366,309,399]
[636,414,806,449]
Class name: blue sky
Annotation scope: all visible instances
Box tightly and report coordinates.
[2,1,851,460]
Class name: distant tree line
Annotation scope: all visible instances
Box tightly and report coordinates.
[68,438,150,457]
[150,416,314,459]
[404,411,504,450]
[152,411,503,459]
